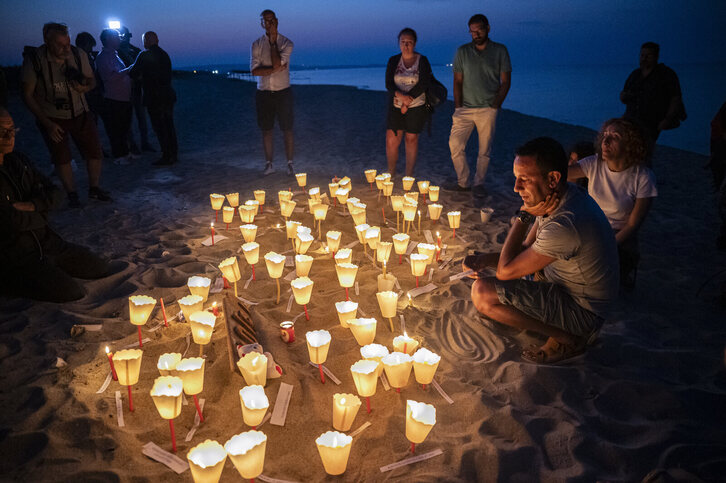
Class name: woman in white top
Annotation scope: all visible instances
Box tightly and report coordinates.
[568,118,658,286]
[385,28,432,176]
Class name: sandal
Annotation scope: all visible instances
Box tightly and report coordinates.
[521,337,586,364]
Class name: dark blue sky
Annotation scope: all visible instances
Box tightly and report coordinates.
[1,0,724,68]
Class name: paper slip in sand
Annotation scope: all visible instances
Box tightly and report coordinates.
[270,383,293,426]
[148,323,164,333]
[78,324,102,331]
[456,234,469,244]
[244,273,253,289]
[285,256,294,267]
[449,270,474,282]
[394,279,401,290]
[96,372,112,394]
[115,391,124,427]
[424,230,434,244]
[365,253,376,264]
[428,268,434,281]
[286,294,294,313]
[185,398,205,441]
[431,379,454,404]
[182,395,188,406]
[406,242,418,255]
[210,277,224,293]
[309,361,341,385]
[399,314,406,333]
[349,421,372,438]
[202,234,227,246]
[123,338,151,349]
[293,207,304,213]
[142,442,189,474]
[182,333,191,357]
[380,372,391,391]
[258,474,300,483]
[358,306,367,317]
[236,295,259,306]
[438,257,453,270]
[355,281,360,296]
[283,270,296,282]
[257,411,272,428]
[292,311,306,323]
[407,283,437,298]
[379,448,443,472]
[344,240,359,249]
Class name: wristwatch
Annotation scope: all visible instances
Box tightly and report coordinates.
[515,210,535,225]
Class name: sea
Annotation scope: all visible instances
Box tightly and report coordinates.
[197,62,725,155]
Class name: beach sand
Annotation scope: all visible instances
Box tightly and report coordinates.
[1,74,725,482]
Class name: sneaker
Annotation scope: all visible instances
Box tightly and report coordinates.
[263,163,276,175]
[287,162,294,176]
[67,191,81,208]
[114,155,130,165]
[88,186,113,202]
[443,182,471,192]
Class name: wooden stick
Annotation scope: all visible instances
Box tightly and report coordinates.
[221,297,237,373]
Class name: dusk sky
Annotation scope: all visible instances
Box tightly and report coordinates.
[1,1,724,68]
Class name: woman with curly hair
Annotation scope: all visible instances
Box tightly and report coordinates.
[568,118,657,287]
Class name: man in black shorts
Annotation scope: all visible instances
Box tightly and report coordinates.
[250,9,295,176]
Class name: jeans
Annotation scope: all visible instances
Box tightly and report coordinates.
[448,107,499,187]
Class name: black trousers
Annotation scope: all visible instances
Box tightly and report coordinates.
[147,104,178,161]
[100,98,132,158]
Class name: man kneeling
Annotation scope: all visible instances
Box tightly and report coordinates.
[464,137,619,363]
[0,107,109,302]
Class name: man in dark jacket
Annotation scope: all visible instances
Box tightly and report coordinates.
[129,31,178,166]
[0,107,109,302]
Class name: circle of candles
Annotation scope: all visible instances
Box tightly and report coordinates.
[239,385,269,428]
[364,169,377,185]
[393,333,419,356]
[187,439,227,483]
[326,230,341,254]
[348,317,377,346]
[360,343,389,377]
[332,393,362,432]
[245,199,260,217]
[316,431,353,476]
[237,352,268,386]
[402,176,415,191]
[239,224,258,243]
[238,205,256,224]
[157,352,182,376]
[412,347,441,386]
[224,431,267,480]
[295,172,307,187]
[178,294,205,322]
[209,193,225,211]
[406,400,436,449]
[335,300,358,328]
[294,254,314,277]
[334,248,352,265]
[189,311,216,346]
[187,276,212,302]
[382,352,413,390]
[428,203,443,221]
[225,192,240,207]
[354,224,370,244]
[428,185,440,202]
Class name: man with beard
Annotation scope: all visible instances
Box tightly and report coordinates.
[448,13,511,196]
[462,137,619,363]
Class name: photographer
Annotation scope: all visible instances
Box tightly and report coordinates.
[21,22,110,207]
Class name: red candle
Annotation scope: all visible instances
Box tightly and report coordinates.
[105,346,118,380]
[210,223,215,245]
[211,302,219,316]
[160,297,169,327]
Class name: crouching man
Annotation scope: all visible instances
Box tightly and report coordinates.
[464,137,619,363]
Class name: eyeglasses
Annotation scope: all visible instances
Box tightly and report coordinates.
[0,127,19,139]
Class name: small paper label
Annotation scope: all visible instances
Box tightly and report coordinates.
[358,306,367,317]
[379,448,443,472]
[456,234,469,244]
[407,283,437,298]
[96,372,112,394]
[424,230,434,244]
[431,379,454,404]
[286,294,294,313]
[185,398,205,441]
[309,362,341,385]
[394,279,401,290]
[236,295,259,306]
[428,268,434,281]
[142,442,189,474]
[285,256,294,267]
[123,338,151,349]
[438,257,453,270]
[449,270,474,282]
[79,324,102,331]
[202,233,228,246]
[182,333,191,357]
[148,323,164,333]
[380,372,391,391]
[399,314,406,333]
[293,207,305,213]
[406,242,417,256]
[270,383,293,427]
[283,270,297,282]
[244,273,253,289]
[115,390,125,427]
[210,277,224,293]
[355,281,359,296]
[344,240,359,249]
[349,421,372,438]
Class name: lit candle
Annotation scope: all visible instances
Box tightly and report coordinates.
[218,256,242,297]
[348,318,377,346]
[381,352,413,393]
[295,172,307,188]
[187,440,227,483]
[335,300,358,328]
[364,169,377,189]
[391,195,404,231]
[210,222,215,245]
[316,431,353,476]
[334,248,352,265]
[150,375,184,452]
[113,349,143,411]
[306,329,332,383]
[335,263,358,301]
[417,242,436,266]
[189,311,216,351]
[393,333,419,356]
[105,346,118,380]
[253,190,266,213]
[402,200,417,234]
[279,198,296,220]
[377,271,397,292]
[412,348,441,389]
[295,230,314,255]
[236,352,268,386]
[402,176,415,191]
[405,400,436,453]
[222,206,235,229]
[309,186,321,201]
[225,431,267,480]
[376,241,392,268]
[410,253,428,287]
[157,352,181,376]
[128,295,156,347]
[242,242,260,280]
[326,230,341,255]
[428,185,440,202]
[238,205,256,224]
[245,199,260,217]
[417,210,421,233]
[294,254,314,277]
[211,301,219,316]
[392,232,410,264]
[209,193,225,222]
[239,385,269,428]
[332,394,361,432]
[428,203,443,223]
[175,357,206,422]
[376,291,399,332]
[350,359,380,413]
[436,231,442,261]
[178,294,204,322]
[447,210,461,238]
[349,202,367,225]
[239,224,258,243]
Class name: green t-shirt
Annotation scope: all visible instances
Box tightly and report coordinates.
[453,40,511,108]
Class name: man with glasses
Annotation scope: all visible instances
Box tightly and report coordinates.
[448,14,511,196]
[0,107,109,302]
[250,9,295,176]
[21,22,111,207]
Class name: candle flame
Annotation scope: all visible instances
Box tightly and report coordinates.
[436,231,440,236]
[211,222,214,228]
[105,346,110,354]
[403,331,408,338]
[252,355,259,366]
[340,397,346,405]
[212,301,217,307]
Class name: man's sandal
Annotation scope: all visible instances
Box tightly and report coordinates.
[521,337,586,364]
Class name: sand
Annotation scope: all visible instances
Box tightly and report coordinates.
[1,73,725,482]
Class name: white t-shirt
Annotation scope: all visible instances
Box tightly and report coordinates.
[392,54,425,109]
[578,155,658,230]
[250,33,293,91]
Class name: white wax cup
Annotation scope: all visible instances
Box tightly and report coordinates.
[150,375,184,420]
[187,439,227,483]
[377,273,397,292]
[253,190,265,205]
[237,352,268,386]
[239,224,258,243]
[392,233,410,254]
[291,276,314,305]
[175,357,206,395]
[376,291,399,319]
[410,253,429,276]
[335,300,358,328]
[242,241,260,265]
[189,310,216,345]
[428,185,440,202]
[294,254,314,277]
[354,224,370,244]
[295,231,314,254]
[316,431,353,476]
[348,318,377,346]
[209,193,225,210]
[239,385,269,427]
[264,252,286,279]
[157,352,182,376]
[350,359,380,397]
[187,276,212,302]
[360,343,389,377]
[335,263,358,288]
[306,329,332,364]
[381,352,413,389]
[364,226,380,250]
[178,294,204,323]
[326,230,342,252]
[406,400,436,444]
[225,431,267,480]
[447,211,461,229]
[428,203,443,220]
[417,243,436,264]
[332,393,362,432]
[245,199,260,216]
[334,248,352,265]
[412,347,441,385]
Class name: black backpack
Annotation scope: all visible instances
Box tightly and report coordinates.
[425,74,448,110]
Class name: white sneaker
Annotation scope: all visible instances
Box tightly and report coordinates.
[114,155,130,165]
[287,162,294,176]
[263,163,276,175]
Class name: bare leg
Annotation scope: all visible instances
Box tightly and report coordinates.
[86,158,102,188]
[57,164,76,193]
[283,130,294,161]
[404,132,419,176]
[262,130,274,163]
[386,129,403,175]
[471,277,577,345]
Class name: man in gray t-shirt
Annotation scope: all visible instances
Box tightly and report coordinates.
[463,137,619,364]
[448,13,511,195]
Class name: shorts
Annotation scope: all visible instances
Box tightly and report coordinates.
[387,104,428,134]
[256,88,294,131]
[494,278,603,337]
[37,111,103,166]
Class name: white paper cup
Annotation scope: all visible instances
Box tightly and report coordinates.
[480,207,494,223]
